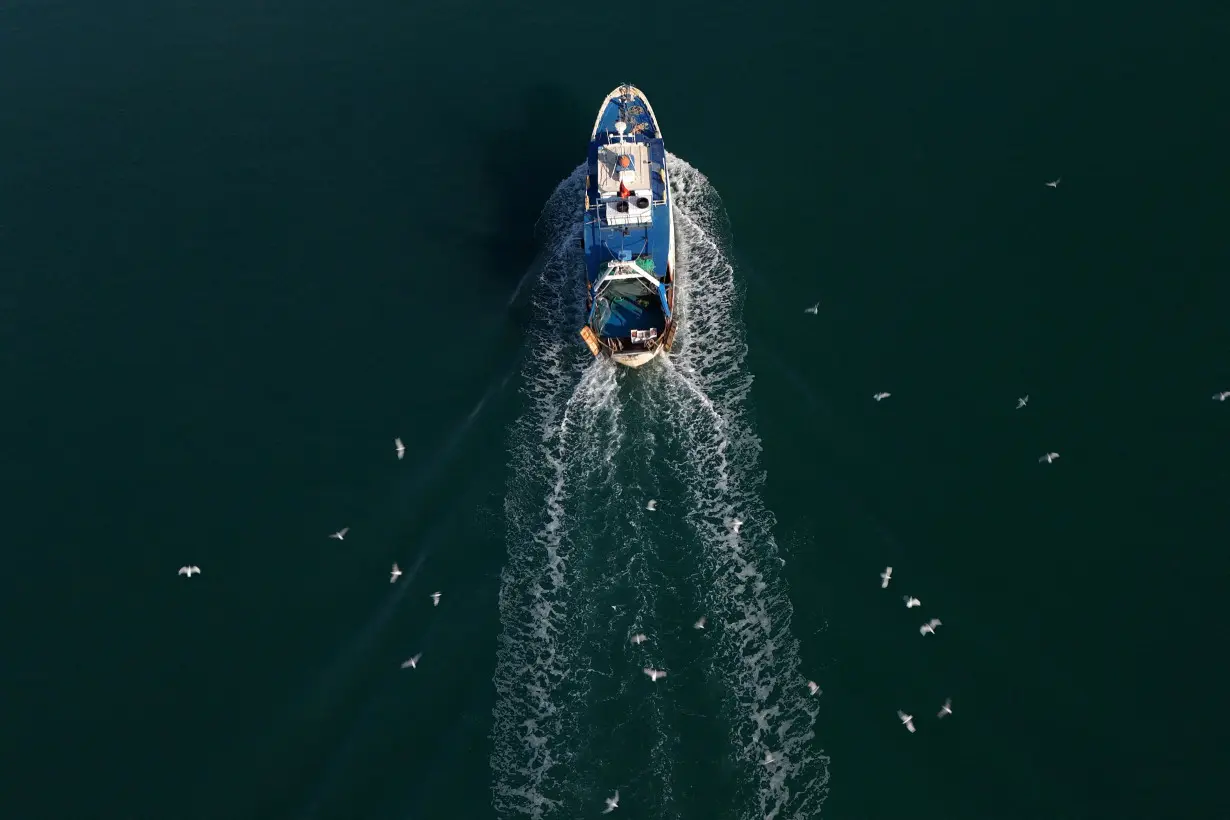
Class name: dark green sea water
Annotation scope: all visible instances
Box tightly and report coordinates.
[4,2,1228,819]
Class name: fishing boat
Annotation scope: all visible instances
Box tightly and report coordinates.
[578,84,677,368]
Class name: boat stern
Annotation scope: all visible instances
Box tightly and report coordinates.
[611,348,662,368]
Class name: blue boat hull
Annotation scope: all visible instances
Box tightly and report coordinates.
[579,85,676,368]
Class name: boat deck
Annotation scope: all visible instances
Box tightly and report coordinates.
[585,136,672,278]
[596,142,654,197]
[598,294,663,337]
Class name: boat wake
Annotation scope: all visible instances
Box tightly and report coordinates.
[491,158,829,820]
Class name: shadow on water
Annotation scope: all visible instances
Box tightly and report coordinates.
[431,83,589,316]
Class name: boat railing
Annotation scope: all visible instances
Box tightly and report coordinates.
[583,198,669,217]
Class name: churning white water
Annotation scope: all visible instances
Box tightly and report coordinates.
[490,157,830,820]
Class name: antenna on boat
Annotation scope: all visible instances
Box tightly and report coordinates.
[616,82,631,126]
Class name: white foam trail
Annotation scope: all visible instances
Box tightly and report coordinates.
[492,360,622,818]
[491,166,627,818]
[652,155,831,820]
[491,157,829,820]
[585,414,681,817]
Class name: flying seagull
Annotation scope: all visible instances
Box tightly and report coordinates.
[394,437,405,460]
[804,302,819,315]
[938,697,953,718]
[1045,178,1061,188]
[693,616,706,630]
[731,517,743,534]
[603,790,620,814]
[329,527,349,541]
[873,392,891,401]
[430,591,441,607]
[903,596,920,608]
[1017,395,1029,409]
[763,750,777,765]
[401,653,422,669]
[630,633,648,645]
[646,499,657,511]
[920,618,942,636]
[643,667,667,682]
[898,710,916,733]
[390,563,402,583]
[807,680,822,696]
[1038,452,1060,464]
[880,566,893,588]
[177,566,201,577]
[1213,391,1230,402]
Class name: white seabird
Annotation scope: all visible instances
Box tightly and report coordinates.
[1038,452,1060,464]
[938,697,953,718]
[897,710,916,733]
[1017,395,1029,409]
[1045,178,1061,188]
[177,566,201,577]
[430,591,441,607]
[804,302,819,315]
[401,653,422,669]
[920,618,942,635]
[873,392,891,401]
[329,527,349,541]
[390,563,402,583]
[394,437,405,460]
[1213,391,1230,402]
[903,596,920,608]
[603,790,619,814]
[630,633,647,645]
[693,616,706,630]
[731,517,743,534]
[763,750,777,765]
[646,499,657,511]
[807,680,821,696]
[880,566,893,589]
[643,667,667,682]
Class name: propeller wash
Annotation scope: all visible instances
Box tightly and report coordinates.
[491,154,829,820]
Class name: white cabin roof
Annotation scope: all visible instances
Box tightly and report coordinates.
[596,142,652,196]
